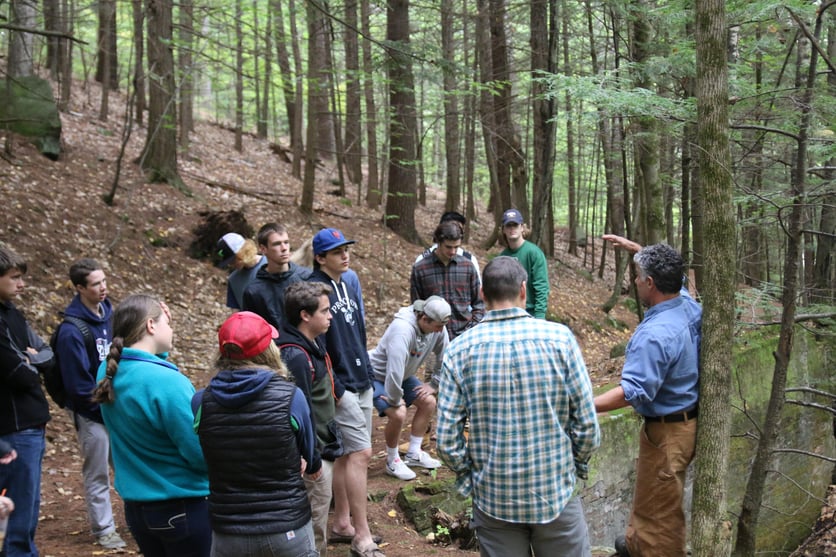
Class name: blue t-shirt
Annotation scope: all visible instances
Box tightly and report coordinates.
[621,289,702,417]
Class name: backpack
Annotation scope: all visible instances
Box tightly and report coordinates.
[45,315,96,408]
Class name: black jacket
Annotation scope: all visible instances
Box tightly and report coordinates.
[279,323,343,461]
[0,301,52,436]
[197,374,311,535]
[242,263,311,330]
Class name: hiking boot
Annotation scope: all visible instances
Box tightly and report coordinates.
[97,531,127,549]
[614,535,631,557]
[385,456,416,480]
[404,450,441,469]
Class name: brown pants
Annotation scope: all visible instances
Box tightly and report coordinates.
[625,419,697,557]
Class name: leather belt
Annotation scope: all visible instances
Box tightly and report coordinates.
[643,408,698,423]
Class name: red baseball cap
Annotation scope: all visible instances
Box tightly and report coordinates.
[218,311,278,360]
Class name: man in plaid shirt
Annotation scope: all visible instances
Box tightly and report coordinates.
[410,220,484,339]
[436,256,600,556]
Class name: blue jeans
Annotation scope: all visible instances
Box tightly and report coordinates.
[124,497,211,557]
[0,427,46,557]
[210,520,317,557]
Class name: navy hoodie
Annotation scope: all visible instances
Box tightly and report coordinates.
[308,269,373,397]
[192,368,319,474]
[55,296,113,422]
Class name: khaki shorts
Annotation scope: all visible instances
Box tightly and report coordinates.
[335,389,373,453]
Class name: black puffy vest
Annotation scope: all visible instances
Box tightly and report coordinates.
[197,376,311,534]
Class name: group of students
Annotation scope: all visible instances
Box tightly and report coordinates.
[1,210,700,557]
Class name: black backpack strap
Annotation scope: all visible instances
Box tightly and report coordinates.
[62,316,96,349]
[279,343,314,381]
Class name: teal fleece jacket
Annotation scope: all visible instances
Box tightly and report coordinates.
[97,347,208,502]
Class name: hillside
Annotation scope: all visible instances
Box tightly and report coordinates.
[1,84,640,556]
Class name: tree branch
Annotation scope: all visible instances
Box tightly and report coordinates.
[772,448,836,463]
[745,312,836,326]
[731,124,799,141]
[786,386,836,400]
[0,24,88,44]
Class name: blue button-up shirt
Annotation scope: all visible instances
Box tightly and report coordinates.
[621,289,702,417]
[437,307,600,524]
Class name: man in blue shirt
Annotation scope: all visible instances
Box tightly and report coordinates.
[437,256,600,557]
[594,235,701,557]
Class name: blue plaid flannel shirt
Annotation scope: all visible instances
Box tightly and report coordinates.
[437,307,600,523]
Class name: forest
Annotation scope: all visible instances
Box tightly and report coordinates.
[1,0,835,555]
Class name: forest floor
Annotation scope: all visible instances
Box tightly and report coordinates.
[1,81,832,556]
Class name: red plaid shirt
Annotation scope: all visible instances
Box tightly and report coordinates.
[410,252,484,338]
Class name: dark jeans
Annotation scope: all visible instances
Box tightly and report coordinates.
[124,497,211,557]
[0,427,46,557]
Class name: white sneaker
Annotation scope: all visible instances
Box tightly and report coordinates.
[97,531,127,549]
[386,456,416,480]
[404,450,441,469]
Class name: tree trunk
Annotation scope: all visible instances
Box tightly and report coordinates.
[289,0,304,179]
[178,0,194,148]
[562,0,575,257]
[43,0,61,79]
[344,0,363,187]
[489,0,526,217]
[259,8,273,140]
[95,0,119,89]
[234,0,244,152]
[361,0,380,207]
[690,0,735,555]
[733,7,827,555]
[252,0,267,139]
[140,0,182,187]
[811,17,836,304]
[476,0,502,243]
[8,0,38,77]
[98,0,114,120]
[630,0,663,245]
[385,0,420,243]
[131,0,146,125]
[441,0,462,213]
[528,0,557,255]
[301,0,328,214]
[58,0,74,111]
[272,0,296,146]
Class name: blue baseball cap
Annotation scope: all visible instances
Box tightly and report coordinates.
[312,228,356,255]
[502,209,524,226]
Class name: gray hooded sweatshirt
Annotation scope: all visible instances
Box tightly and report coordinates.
[368,305,448,405]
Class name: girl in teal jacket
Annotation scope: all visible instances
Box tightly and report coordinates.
[93,294,210,557]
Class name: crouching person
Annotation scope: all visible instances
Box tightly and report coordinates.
[194,311,320,557]
[369,296,450,481]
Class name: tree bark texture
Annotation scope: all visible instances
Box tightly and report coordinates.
[441,0,462,214]
[131,0,146,125]
[8,0,37,77]
[384,0,419,242]
[528,0,557,255]
[140,0,181,186]
[344,0,363,187]
[178,0,194,148]
[361,0,380,207]
[95,0,119,89]
[690,0,735,555]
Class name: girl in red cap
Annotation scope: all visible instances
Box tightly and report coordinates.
[194,311,320,557]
